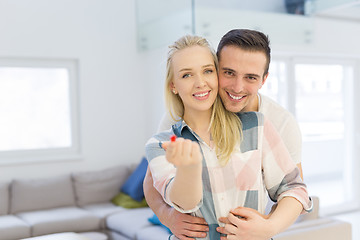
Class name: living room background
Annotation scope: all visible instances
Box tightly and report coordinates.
[0,0,360,219]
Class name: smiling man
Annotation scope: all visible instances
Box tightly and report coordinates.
[144,29,304,240]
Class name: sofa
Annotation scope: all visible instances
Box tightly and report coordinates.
[0,160,352,240]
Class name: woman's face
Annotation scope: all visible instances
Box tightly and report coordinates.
[171,45,218,116]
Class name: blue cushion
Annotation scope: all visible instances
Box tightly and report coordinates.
[148,213,172,234]
[121,157,148,202]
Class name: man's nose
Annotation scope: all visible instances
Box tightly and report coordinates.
[231,77,244,93]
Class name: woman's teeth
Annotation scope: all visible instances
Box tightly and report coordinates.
[194,92,209,97]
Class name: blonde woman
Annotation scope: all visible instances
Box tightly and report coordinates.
[145,35,312,240]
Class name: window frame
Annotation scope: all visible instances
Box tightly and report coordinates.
[271,54,360,216]
[0,58,81,164]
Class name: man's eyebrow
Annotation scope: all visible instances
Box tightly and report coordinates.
[221,67,235,72]
[245,73,261,78]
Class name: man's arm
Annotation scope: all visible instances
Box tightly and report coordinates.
[143,168,209,239]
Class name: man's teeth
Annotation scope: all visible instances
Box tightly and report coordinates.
[229,93,244,100]
[194,92,209,97]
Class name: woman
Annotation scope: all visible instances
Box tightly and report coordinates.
[145,35,312,240]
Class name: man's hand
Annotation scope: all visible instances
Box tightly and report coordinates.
[217,207,272,240]
[167,208,209,240]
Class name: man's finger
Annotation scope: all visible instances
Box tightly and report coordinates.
[183,215,208,225]
[183,222,209,232]
[177,235,195,240]
[180,230,207,239]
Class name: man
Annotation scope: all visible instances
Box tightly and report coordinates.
[143,29,304,240]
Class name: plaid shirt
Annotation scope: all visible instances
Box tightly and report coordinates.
[145,112,312,240]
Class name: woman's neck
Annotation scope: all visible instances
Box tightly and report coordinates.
[183,109,212,145]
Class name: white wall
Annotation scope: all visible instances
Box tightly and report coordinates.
[0,0,147,180]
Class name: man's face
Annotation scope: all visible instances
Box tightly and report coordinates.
[218,45,269,113]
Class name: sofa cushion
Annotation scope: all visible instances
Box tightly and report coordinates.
[136,225,171,240]
[0,181,9,215]
[16,206,101,236]
[82,202,126,228]
[107,231,132,240]
[0,215,31,240]
[82,202,126,218]
[111,192,148,209]
[121,157,148,201]
[10,174,76,214]
[72,165,131,207]
[106,207,154,239]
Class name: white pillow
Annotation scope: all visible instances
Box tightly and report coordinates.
[10,174,76,214]
[72,165,131,206]
[0,181,9,215]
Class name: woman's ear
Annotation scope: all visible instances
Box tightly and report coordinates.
[170,82,177,94]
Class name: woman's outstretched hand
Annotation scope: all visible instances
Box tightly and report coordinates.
[162,137,202,168]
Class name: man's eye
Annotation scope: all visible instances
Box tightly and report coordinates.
[248,76,257,81]
[224,71,234,76]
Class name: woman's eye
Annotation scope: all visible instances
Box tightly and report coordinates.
[204,69,213,74]
[182,73,191,78]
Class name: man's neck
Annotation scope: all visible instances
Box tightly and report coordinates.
[242,94,260,112]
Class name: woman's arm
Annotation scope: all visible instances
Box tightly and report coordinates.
[163,138,203,211]
[143,168,209,239]
[217,197,302,240]
[145,136,203,212]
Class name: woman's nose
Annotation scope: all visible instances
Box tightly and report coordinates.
[195,75,206,87]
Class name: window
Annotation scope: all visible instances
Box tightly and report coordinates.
[0,58,80,163]
[263,57,357,215]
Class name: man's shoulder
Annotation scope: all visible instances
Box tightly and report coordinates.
[236,111,264,130]
[259,94,295,120]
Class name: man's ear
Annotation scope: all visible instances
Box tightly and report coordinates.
[259,72,269,89]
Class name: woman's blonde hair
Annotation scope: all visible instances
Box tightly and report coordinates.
[165,35,242,165]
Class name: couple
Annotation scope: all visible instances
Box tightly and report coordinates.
[144,29,312,240]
